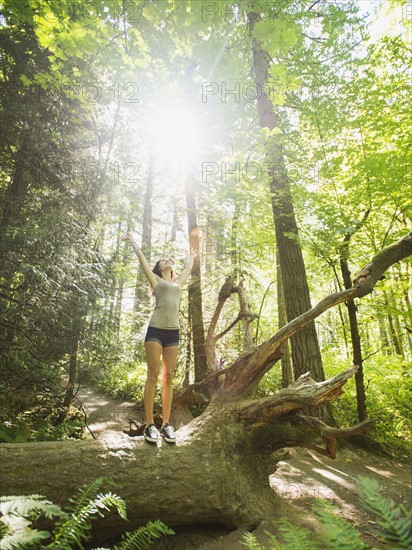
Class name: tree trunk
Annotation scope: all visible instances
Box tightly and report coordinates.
[115,231,129,337]
[403,288,412,355]
[248,12,325,384]
[377,314,389,353]
[231,199,240,267]
[0,136,29,261]
[54,322,82,425]
[134,151,154,326]
[0,368,375,544]
[61,327,81,411]
[391,293,405,357]
[205,274,236,372]
[237,279,257,351]
[183,304,191,386]
[384,291,403,356]
[185,173,208,382]
[277,254,293,388]
[340,248,367,422]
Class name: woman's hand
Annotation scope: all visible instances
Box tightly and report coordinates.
[190,247,199,259]
[121,232,137,245]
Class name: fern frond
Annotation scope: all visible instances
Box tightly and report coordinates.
[0,528,50,550]
[0,519,10,539]
[312,500,370,550]
[242,520,321,550]
[65,477,109,516]
[241,531,264,550]
[114,520,174,550]
[357,476,412,549]
[0,495,66,521]
[53,492,127,549]
[274,519,321,550]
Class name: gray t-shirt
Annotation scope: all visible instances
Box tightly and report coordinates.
[149,279,181,329]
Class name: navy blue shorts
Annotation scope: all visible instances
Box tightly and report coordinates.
[145,326,179,348]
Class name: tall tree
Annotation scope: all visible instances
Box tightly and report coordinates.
[133,150,155,328]
[185,173,208,382]
[248,11,325,384]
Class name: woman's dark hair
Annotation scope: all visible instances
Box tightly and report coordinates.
[152,259,175,281]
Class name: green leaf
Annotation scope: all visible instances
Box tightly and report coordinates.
[113,520,174,550]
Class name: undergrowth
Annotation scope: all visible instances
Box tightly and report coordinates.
[242,476,412,549]
[0,477,174,549]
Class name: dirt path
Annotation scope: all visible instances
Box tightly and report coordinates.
[76,386,412,549]
[75,386,144,445]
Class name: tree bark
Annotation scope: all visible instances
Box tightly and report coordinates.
[0,136,29,259]
[248,12,325,384]
[237,279,258,351]
[60,327,81,412]
[231,199,240,267]
[185,173,208,382]
[134,151,154,327]
[384,290,403,356]
[115,230,129,337]
[277,252,293,388]
[205,274,237,372]
[340,236,367,422]
[204,275,258,373]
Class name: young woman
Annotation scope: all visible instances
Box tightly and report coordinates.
[122,232,197,443]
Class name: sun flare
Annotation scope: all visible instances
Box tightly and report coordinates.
[150,97,203,169]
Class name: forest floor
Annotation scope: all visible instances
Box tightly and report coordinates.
[76,386,412,550]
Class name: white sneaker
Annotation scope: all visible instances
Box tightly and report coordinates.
[160,423,176,443]
[143,423,160,443]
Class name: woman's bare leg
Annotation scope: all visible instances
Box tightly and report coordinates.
[144,341,162,425]
[161,345,178,425]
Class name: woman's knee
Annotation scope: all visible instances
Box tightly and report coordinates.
[162,369,175,385]
[146,368,160,385]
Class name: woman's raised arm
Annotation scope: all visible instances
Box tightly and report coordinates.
[176,248,198,286]
[121,232,158,289]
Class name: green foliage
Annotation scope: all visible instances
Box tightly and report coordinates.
[270,520,318,550]
[0,478,174,549]
[0,404,85,443]
[0,494,67,550]
[95,361,147,401]
[357,476,412,549]
[243,519,319,550]
[255,368,283,398]
[113,520,175,550]
[0,423,29,443]
[241,476,411,549]
[327,353,412,457]
[54,493,126,548]
[243,532,267,550]
[0,494,64,520]
[311,501,369,549]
